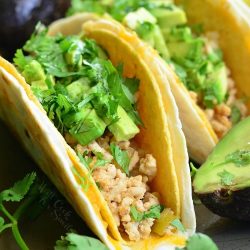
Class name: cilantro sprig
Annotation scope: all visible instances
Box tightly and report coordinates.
[130,204,164,222]
[217,170,235,186]
[110,143,130,175]
[55,233,108,250]
[176,233,218,250]
[0,172,36,250]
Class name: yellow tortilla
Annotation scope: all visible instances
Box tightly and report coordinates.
[172,0,250,163]
[0,14,195,249]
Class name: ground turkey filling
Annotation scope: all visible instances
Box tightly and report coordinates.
[189,32,247,138]
[69,134,163,241]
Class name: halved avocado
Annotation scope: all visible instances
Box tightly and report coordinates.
[193,117,250,220]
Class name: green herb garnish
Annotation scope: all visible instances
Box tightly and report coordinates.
[217,170,235,186]
[170,218,185,233]
[225,150,250,167]
[110,143,130,175]
[0,172,36,250]
[130,204,164,222]
[55,232,108,250]
[176,233,218,250]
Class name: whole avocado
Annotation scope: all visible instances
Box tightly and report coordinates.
[193,116,250,221]
[0,0,70,59]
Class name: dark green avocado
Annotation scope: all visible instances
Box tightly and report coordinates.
[193,116,250,220]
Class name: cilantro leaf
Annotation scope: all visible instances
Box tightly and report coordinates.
[0,217,4,230]
[110,143,130,175]
[176,233,218,250]
[217,170,234,186]
[170,218,186,233]
[225,150,250,167]
[130,206,144,222]
[144,205,164,219]
[13,49,31,71]
[55,233,108,250]
[130,205,164,222]
[0,172,36,203]
[231,105,241,125]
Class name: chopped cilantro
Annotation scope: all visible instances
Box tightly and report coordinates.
[55,232,108,250]
[0,172,37,249]
[225,150,250,167]
[130,204,164,222]
[217,170,234,186]
[176,233,218,250]
[110,143,130,175]
[231,105,241,125]
[170,218,185,233]
[0,172,36,203]
[15,25,141,144]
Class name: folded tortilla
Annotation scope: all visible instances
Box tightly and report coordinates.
[167,0,250,163]
[0,14,195,249]
[86,0,249,164]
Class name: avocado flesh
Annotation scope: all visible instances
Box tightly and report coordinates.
[193,117,250,220]
[150,7,187,28]
[167,39,203,60]
[66,77,91,102]
[108,106,140,141]
[22,60,47,90]
[123,8,170,60]
[194,117,250,194]
[66,108,106,146]
[205,64,228,104]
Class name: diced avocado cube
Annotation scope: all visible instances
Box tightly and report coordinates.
[22,60,47,89]
[69,108,106,146]
[167,39,203,60]
[153,25,171,60]
[31,80,48,90]
[108,106,140,141]
[96,46,108,60]
[205,64,228,105]
[151,7,187,28]
[136,23,170,60]
[162,27,193,43]
[123,8,157,30]
[66,78,91,102]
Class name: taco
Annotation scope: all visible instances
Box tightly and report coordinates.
[0,14,195,249]
[68,0,250,163]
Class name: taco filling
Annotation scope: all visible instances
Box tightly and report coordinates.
[68,0,248,139]
[13,25,178,241]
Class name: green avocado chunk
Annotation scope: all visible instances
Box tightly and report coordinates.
[162,27,193,43]
[67,108,106,146]
[194,117,250,194]
[108,106,140,141]
[167,39,203,60]
[136,23,170,60]
[204,63,228,107]
[193,117,250,221]
[123,8,170,60]
[22,60,47,89]
[150,7,187,28]
[66,78,91,102]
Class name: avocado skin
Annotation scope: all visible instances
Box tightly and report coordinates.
[198,188,250,221]
[0,0,70,59]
